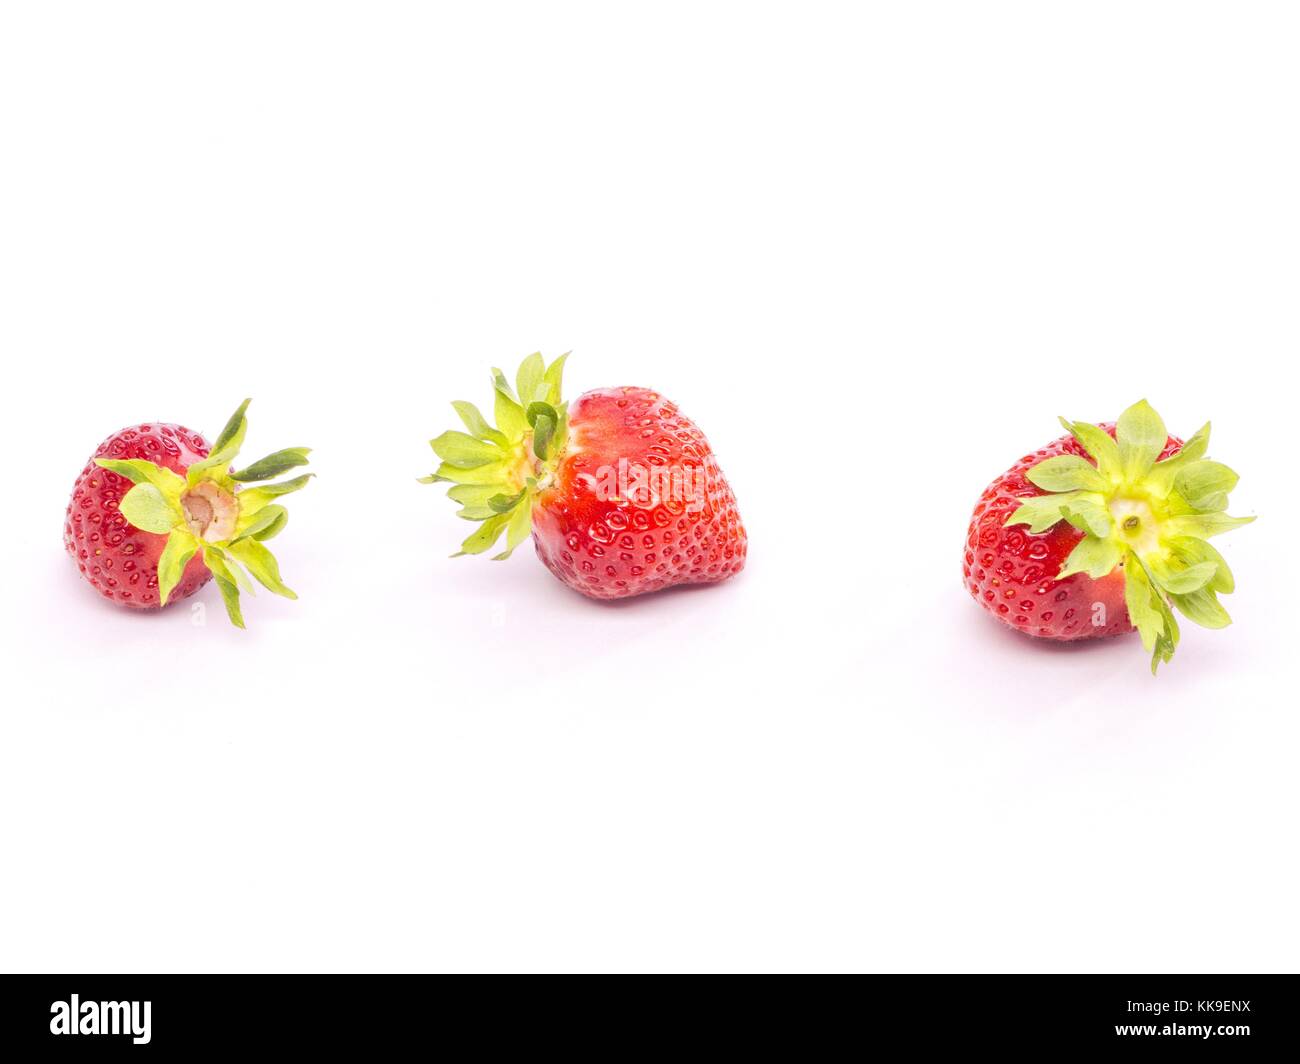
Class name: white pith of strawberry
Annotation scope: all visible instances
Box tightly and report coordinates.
[422,353,747,599]
[965,400,1255,673]
[65,400,313,628]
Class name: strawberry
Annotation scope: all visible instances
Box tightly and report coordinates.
[65,400,313,627]
[965,400,1254,672]
[423,353,747,599]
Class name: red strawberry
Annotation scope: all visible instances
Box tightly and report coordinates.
[965,400,1254,672]
[64,401,314,627]
[424,354,746,599]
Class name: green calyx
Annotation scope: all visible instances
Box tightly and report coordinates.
[421,352,570,560]
[1005,400,1254,673]
[95,400,313,628]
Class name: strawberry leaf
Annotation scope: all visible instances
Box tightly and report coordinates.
[1116,399,1167,483]
[94,458,186,504]
[1059,495,1112,538]
[120,483,180,534]
[1057,535,1122,580]
[431,431,505,469]
[1026,454,1108,493]
[233,504,288,543]
[156,529,199,606]
[543,353,569,406]
[488,490,526,514]
[1168,586,1232,629]
[1058,417,1122,481]
[492,495,534,560]
[454,512,510,556]
[228,538,296,599]
[212,399,252,452]
[1124,554,1179,674]
[532,412,556,462]
[231,447,312,483]
[452,401,509,447]
[1005,492,1085,534]
[1173,460,1238,512]
[515,352,545,410]
[202,546,246,628]
[1165,513,1256,539]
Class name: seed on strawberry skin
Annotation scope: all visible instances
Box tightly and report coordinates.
[964,400,1254,673]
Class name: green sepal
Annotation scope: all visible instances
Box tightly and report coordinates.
[187,400,250,484]
[120,482,181,534]
[525,400,557,428]
[532,411,556,462]
[492,495,534,560]
[1026,454,1108,494]
[515,352,545,409]
[1057,534,1122,580]
[205,543,254,595]
[488,490,526,514]
[228,538,297,599]
[429,460,511,485]
[1006,491,1096,534]
[1148,559,1218,595]
[236,475,314,516]
[94,458,186,504]
[492,373,528,440]
[254,509,289,541]
[1058,417,1123,481]
[1059,496,1112,538]
[430,431,505,469]
[1164,513,1256,539]
[213,399,252,452]
[233,504,288,543]
[213,575,244,628]
[490,367,518,403]
[156,529,199,606]
[1115,399,1167,483]
[1145,422,1211,495]
[452,401,509,447]
[1124,554,1179,674]
[454,512,510,556]
[446,484,509,507]
[555,404,570,453]
[1168,586,1232,629]
[542,353,569,406]
[1173,460,1238,513]
[202,546,246,628]
[230,447,312,483]
[1167,537,1234,594]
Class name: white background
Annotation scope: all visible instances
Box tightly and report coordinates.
[1,2,1295,973]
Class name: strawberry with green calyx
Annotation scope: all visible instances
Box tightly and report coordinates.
[423,353,747,599]
[964,399,1253,673]
[67,400,312,627]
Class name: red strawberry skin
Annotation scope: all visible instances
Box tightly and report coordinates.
[964,424,1182,640]
[65,423,213,609]
[532,387,747,599]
